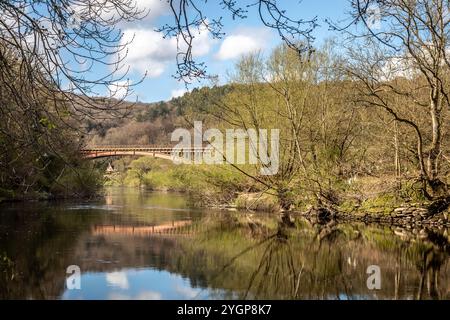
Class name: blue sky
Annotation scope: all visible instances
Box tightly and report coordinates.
[97,0,351,103]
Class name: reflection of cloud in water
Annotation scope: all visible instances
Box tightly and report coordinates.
[135,291,163,300]
[108,292,130,300]
[106,271,129,290]
[174,284,201,299]
[108,291,162,300]
[61,268,229,300]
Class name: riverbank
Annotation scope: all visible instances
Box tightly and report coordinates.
[3,181,450,230]
[0,191,105,204]
[301,204,450,228]
[232,191,450,228]
[98,156,450,227]
[0,162,105,204]
[7,153,449,229]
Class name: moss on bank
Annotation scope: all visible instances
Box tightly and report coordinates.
[338,194,399,215]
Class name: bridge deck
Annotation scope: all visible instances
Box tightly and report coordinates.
[80,145,208,160]
[81,146,206,152]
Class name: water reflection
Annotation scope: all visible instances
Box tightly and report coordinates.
[0,188,449,300]
[61,269,225,300]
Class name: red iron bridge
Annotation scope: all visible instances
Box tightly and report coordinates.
[80,145,208,161]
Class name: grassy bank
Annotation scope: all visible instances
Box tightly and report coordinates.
[104,157,450,217]
[105,157,254,207]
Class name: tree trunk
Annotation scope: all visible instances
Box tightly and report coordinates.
[394,122,401,178]
[427,89,442,181]
[427,89,447,197]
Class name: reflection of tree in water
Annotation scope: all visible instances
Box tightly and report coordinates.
[0,252,17,299]
[0,209,105,299]
[1,205,449,300]
[241,214,363,300]
[203,213,348,299]
[243,216,299,299]
[410,230,449,300]
[386,228,450,300]
[204,212,449,300]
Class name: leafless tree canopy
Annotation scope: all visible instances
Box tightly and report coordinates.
[0,0,147,118]
[330,0,450,197]
[158,0,318,82]
[1,1,318,107]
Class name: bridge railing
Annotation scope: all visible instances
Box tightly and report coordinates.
[81,145,208,152]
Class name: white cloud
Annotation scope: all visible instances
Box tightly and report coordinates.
[216,29,271,60]
[72,0,169,26]
[377,56,418,81]
[174,284,201,299]
[170,88,188,99]
[134,0,170,23]
[188,24,215,57]
[108,81,132,99]
[106,271,130,290]
[120,28,176,77]
[120,24,213,78]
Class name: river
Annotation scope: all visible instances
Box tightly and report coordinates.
[0,187,448,300]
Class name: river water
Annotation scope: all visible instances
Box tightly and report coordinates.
[0,187,448,300]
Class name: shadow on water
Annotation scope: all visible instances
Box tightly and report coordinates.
[0,188,449,300]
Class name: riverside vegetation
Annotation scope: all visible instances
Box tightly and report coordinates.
[98,40,450,227]
[2,1,450,228]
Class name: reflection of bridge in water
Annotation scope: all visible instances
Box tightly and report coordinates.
[92,220,200,237]
[81,145,208,161]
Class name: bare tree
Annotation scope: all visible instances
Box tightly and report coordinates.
[0,1,144,194]
[158,0,318,82]
[332,0,450,199]
[0,1,147,117]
